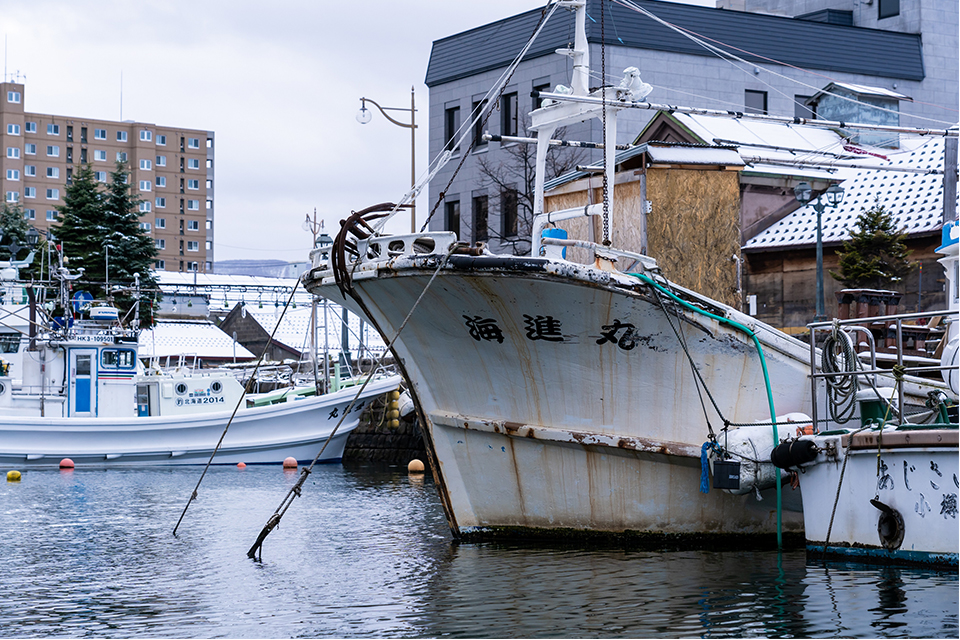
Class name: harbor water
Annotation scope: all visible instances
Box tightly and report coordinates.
[2,464,956,638]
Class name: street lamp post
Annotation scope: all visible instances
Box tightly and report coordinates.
[357,88,417,233]
[794,182,845,322]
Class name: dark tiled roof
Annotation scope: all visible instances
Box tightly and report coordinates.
[425,0,924,87]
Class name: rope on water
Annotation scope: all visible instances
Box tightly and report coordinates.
[173,280,301,537]
[247,244,457,561]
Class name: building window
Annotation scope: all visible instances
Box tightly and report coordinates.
[156,176,167,188]
[473,194,489,242]
[24,187,35,198]
[94,150,106,161]
[46,167,59,178]
[533,81,552,110]
[95,171,107,182]
[140,222,151,231]
[472,99,488,148]
[24,143,35,155]
[116,131,127,142]
[155,218,166,229]
[501,92,518,137]
[80,127,87,143]
[139,201,151,213]
[46,188,59,200]
[6,147,20,159]
[139,180,151,191]
[24,208,36,220]
[187,179,199,190]
[5,191,19,203]
[187,199,199,210]
[206,219,211,230]
[187,241,199,252]
[6,169,19,180]
[187,138,200,149]
[205,241,212,251]
[206,158,212,169]
[187,220,199,231]
[7,124,20,135]
[879,0,899,19]
[444,105,460,153]
[206,199,212,210]
[156,134,166,146]
[156,155,166,167]
[155,239,166,249]
[206,179,212,189]
[794,95,814,119]
[24,165,36,177]
[155,197,166,208]
[745,90,767,115]
[47,145,59,157]
[7,91,21,103]
[94,129,107,140]
[444,199,460,236]
[116,151,127,162]
[25,122,36,133]
[80,148,87,163]
[155,260,165,269]
[187,158,200,169]
[140,159,152,170]
[47,124,60,136]
[500,188,518,237]
[46,210,57,221]
[66,125,73,142]
[140,130,152,142]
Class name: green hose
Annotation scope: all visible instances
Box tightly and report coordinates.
[630,272,782,548]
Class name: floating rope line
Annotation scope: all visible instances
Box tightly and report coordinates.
[173,280,301,537]
[247,243,458,560]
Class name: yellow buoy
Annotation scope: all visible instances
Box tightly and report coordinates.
[7,470,22,482]
[407,459,425,473]
[390,389,401,401]
[388,419,400,429]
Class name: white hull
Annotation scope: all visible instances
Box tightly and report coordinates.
[798,429,959,566]
[0,375,400,467]
[308,255,812,540]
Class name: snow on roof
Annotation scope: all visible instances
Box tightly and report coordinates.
[811,82,912,102]
[244,305,387,356]
[139,319,255,361]
[155,271,316,315]
[744,137,952,251]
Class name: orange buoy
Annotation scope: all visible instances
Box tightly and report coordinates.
[282,457,298,469]
[59,458,75,469]
[237,462,247,469]
[408,459,425,473]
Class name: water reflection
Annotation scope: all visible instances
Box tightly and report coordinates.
[0,465,955,638]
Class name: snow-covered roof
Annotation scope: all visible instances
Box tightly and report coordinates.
[745,137,952,251]
[139,319,255,361]
[810,82,912,102]
[154,272,315,315]
[242,305,387,356]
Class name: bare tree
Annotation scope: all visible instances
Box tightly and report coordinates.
[476,115,587,255]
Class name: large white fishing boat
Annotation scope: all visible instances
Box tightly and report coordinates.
[302,0,955,545]
[0,268,400,468]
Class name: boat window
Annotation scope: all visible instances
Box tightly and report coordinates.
[0,333,20,353]
[102,349,136,368]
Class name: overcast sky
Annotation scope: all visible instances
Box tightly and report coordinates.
[1,0,712,264]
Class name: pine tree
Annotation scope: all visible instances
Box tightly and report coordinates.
[831,198,912,290]
[0,203,33,254]
[54,162,159,326]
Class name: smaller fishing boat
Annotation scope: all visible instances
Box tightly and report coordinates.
[0,267,401,468]
[771,221,959,567]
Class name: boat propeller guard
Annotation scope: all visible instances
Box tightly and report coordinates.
[870,498,905,550]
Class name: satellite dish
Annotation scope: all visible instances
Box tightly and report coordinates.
[72,291,94,313]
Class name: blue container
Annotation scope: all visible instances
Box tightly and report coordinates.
[541,228,568,259]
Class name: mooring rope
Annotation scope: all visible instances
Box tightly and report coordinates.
[173,280,301,537]
[247,244,457,560]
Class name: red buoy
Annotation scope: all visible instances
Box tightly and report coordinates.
[282,457,298,469]
[59,458,75,469]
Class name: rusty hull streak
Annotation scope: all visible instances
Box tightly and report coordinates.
[431,411,701,459]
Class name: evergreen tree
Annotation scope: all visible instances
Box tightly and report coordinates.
[54,162,159,326]
[0,203,33,255]
[831,198,912,290]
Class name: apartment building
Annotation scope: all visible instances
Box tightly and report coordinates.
[0,82,215,272]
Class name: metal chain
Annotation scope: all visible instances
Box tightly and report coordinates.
[600,0,610,245]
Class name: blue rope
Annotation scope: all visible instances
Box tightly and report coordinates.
[700,441,722,493]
